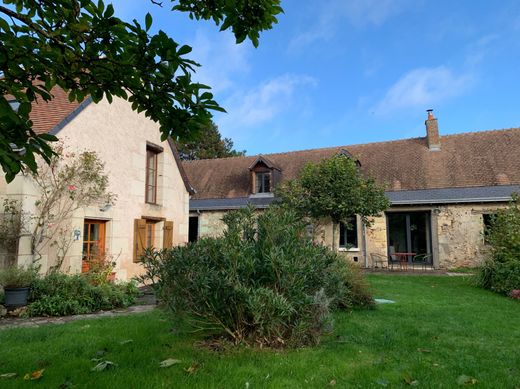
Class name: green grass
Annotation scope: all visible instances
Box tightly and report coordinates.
[1,274,519,388]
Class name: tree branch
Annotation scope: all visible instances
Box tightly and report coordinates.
[0,5,68,48]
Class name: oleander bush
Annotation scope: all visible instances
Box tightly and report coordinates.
[26,273,139,317]
[476,195,520,295]
[140,206,373,347]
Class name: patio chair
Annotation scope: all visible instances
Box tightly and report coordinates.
[412,253,433,271]
[370,253,388,269]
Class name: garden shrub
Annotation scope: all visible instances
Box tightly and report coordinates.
[476,195,520,295]
[140,206,373,347]
[26,273,139,317]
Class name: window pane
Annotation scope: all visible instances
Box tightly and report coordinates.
[146,185,155,203]
[90,223,100,241]
[346,217,358,248]
[146,149,158,203]
[339,217,358,248]
[339,222,346,247]
[83,223,89,241]
[263,174,270,192]
[256,173,262,193]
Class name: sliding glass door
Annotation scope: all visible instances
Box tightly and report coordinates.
[386,211,432,264]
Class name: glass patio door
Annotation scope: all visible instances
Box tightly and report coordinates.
[387,211,432,264]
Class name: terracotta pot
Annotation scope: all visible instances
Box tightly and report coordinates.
[81,261,90,273]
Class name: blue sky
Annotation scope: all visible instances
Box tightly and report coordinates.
[113,0,520,155]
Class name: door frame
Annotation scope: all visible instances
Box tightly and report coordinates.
[385,210,434,265]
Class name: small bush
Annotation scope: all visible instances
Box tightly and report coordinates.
[476,195,520,295]
[141,206,373,347]
[26,273,139,317]
[0,265,39,288]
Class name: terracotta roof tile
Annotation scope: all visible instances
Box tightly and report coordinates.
[28,87,83,134]
[183,127,520,199]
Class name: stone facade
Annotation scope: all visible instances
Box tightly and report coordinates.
[193,202,507,270]
[196,210,228,238]
[1,97,190,280]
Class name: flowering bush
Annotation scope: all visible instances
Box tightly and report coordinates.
[28,143,116,270]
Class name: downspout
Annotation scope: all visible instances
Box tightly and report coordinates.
[362,222,368,268]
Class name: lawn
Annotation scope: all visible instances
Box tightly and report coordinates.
[1,274,519,388]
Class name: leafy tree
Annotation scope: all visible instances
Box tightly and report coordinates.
[0,0,283,181]
[276,154,390,249]
[477,194,520,295]
[176,121,245,160]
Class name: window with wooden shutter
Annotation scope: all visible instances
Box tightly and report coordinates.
[163,220,174,248]
[134,218,147,262]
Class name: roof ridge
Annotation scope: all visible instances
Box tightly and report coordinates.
[440,126,520,139]
[182,126,520,164]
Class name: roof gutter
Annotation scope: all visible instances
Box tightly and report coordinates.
[389,196,514,205]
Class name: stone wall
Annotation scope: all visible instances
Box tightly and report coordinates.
[194,202,508,270]
[2,97,190,280]
[197,211,228,238]
[434,203,504,268]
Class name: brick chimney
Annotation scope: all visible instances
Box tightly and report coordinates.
[425,109,441,150]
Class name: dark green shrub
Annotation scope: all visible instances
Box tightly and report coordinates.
[141,206,373,347]
[476,195,520,295]
[26,273,139,317]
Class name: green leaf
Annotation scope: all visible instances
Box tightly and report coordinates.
[159,358,182,368]
[0,17,10,32]
[145,13,153,31]
[177,45,192,56]
[104,4,114,18]
[38,133,58,142]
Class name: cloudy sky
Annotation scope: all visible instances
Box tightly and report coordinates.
[113,0,520,155]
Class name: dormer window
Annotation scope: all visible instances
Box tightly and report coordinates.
[256,172,271,193]
[248,155,281,196]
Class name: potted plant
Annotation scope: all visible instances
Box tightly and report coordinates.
[0,265,38,308]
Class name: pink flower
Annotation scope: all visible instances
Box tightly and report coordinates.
[68,185,77,191]
[509,290,520,300]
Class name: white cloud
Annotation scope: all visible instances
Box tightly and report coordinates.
[374,66,473,114]
[188,29,251,94]
[290,0,410,49]
[464,34,499,67]
[217,74,317,133]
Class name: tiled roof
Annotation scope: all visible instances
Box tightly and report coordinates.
[183,127,520,200]
[27,87,86,134]
[189,185,520,210]
[11,86,195,194]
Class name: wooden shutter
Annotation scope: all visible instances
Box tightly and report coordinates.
[163,220,174,248]
[134,218,147,262]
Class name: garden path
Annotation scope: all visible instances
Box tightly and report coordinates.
[0,304,155,331]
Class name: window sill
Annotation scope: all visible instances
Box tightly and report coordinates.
[338,247,360,252]
[249,193,275,198]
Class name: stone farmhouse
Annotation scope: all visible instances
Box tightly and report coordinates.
[0,88,193,280]
[183,111,520,269]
